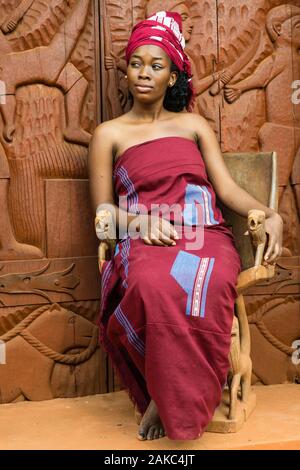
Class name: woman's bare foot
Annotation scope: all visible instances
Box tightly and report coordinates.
[137,399,165,440]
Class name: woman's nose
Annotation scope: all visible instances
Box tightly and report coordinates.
[138,66,151,78]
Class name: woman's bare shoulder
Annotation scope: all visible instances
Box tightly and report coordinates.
[184,112,217,142]
[92,115,124,140]
[185,112,209,127]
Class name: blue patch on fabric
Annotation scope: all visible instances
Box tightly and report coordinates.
[114,243,120,257]
[170,250,200,315]
[170,251,215,318]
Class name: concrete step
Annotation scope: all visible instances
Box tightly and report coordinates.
[0,384,299,450]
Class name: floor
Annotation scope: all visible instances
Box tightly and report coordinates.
[0,384,300,450]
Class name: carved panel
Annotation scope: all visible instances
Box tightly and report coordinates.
[46,180,98,258]
[0,302,107,402]
[0,0,104,402]
[245,256,300,384]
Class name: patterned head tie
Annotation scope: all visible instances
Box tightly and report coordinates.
[125,10,195,111]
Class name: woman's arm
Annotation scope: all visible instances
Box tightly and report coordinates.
[192,113,283,263]
[88,122,141,239]
[88,123,178,246]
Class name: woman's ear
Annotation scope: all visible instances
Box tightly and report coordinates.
[169,71,178,87]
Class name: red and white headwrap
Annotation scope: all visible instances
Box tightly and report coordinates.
[125,11,195,111]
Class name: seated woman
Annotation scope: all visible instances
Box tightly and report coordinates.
[88,11,283,441]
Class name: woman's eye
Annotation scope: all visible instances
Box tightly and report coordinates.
[130,63,162,70]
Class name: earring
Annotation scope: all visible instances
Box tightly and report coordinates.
[125,75,127,78]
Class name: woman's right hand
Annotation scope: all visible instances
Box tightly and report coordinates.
[135,214,179,247]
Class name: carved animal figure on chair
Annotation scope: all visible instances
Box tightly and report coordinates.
[227,297,252,420]
[248,209,267,266]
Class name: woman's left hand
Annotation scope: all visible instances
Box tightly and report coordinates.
[263,212,283,266]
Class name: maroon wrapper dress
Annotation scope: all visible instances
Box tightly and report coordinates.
[98,136,241,440]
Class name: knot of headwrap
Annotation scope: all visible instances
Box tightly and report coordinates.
[125,11,195,111]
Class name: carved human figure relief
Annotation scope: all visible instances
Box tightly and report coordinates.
[0,0,91,145]
[0,0,92,258]
[224,4,300,241]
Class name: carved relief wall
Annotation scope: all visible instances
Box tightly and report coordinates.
[100,0,300,389]
[0,0,105,402]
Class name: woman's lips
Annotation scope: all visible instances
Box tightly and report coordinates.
[135,85,153,92]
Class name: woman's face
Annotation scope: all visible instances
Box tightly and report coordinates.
[127,44,177,105]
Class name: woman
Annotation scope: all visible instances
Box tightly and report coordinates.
[88,11,283,441]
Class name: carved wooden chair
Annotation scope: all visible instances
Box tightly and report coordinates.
[96,151,278,433]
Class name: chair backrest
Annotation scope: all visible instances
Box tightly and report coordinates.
[219,152,278,271]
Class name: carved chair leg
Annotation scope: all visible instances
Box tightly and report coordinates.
[241,362,252,403]
[229,372,241,421]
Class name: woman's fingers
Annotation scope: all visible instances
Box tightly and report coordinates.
[161,221,179,243]
[157,232,176,245]
[152,237,166,246]
[267,242,280,263]
[148,231,166,246]
[263,241,281,265]
[154,221,177,246]
[264,234,275,261]
[263,212,283,264]
[141,217,179,246]
[153,229,175,246]
[142,236,153,245]
[142,231,176,246]
[158,226,177,245]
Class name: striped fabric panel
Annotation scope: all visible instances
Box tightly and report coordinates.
[170,250,201,316]
[114,304,145,356]
[184,183,219,226]
[116,166,140,215]
[190,257,215,318]
[199,186,219,225]
[100,260,113,313]
[200,258,215,317]
[120,237,131,289]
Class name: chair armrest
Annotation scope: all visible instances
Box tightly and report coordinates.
[95,209,117,273]
[247,209,267,267]
[237,264,275,293]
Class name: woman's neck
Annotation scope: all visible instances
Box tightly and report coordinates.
[128,101,169,123]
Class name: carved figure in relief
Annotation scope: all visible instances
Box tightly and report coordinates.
[0,2,42,259]
[0,262,79,305]
[0,0,34,34]
[0,0,91,259]
[0,145,44,259]
[225,5,300,213]
[0,0,91,146]
[0,303,99,402]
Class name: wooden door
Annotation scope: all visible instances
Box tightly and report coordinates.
[0,0,106,402]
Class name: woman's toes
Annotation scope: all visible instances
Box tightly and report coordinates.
[137,427,147,440]
[147,425,156,440]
